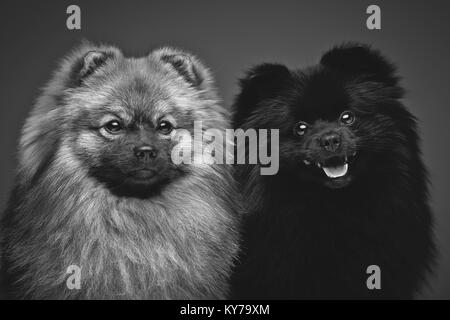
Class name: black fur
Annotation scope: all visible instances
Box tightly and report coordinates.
[231,43,435,299]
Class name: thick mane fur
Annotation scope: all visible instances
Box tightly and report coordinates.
[231,43,435,299]
[1,43,240,299]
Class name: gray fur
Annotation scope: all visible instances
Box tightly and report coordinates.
[1,42,241,299]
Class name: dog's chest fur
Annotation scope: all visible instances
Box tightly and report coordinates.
[6,167,238,299]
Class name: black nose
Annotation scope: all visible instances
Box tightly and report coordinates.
[320,132,341,152]
[134,146,158,161]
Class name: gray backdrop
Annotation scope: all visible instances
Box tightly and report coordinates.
[0,0,449,299]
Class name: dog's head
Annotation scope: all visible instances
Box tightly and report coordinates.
[234,43,415,189]
[20,43,226,197]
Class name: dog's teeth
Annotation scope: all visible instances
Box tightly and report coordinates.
[322,163,348,179]
[303,160,311,165]
[344,156,348,162]
[317,163,322,168]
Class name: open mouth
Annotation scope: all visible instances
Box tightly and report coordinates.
[322,162,348,178]
[303,153,356,179]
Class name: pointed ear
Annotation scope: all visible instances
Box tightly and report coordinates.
[241,63,292,98]
[320,43,398,84]
[42,42,122,90]
[16,42,121,183]
[152,47,214,91]
[77,51,113,78]
[68,46,120,86]
[160,53,201,86]
[233,63,292,128]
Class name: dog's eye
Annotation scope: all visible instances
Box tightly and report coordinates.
[157,120,174,135]
[104,120,123,134]
[294,121,308,136]
[340,111,355,125]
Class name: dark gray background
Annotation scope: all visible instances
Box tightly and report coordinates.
[0,0,448,299]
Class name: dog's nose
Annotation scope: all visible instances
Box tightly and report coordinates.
[134,146,158,161]
[320,132,341,152]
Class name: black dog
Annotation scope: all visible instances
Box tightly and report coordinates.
[231,44,435,299]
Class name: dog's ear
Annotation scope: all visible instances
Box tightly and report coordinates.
[320,43,398,85]
[233,63,292,128]
[160,52,201,86]
[68,46,121,86]
[152,47,214,91]
[243,63,292,96]
[71,50,115,84]
[17,42,122,183]
[50,42,122,88]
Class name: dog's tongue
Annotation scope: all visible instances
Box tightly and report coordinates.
[322,163,348,178]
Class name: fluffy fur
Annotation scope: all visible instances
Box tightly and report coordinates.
[0,42,241,299]
[231,43,435,299]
